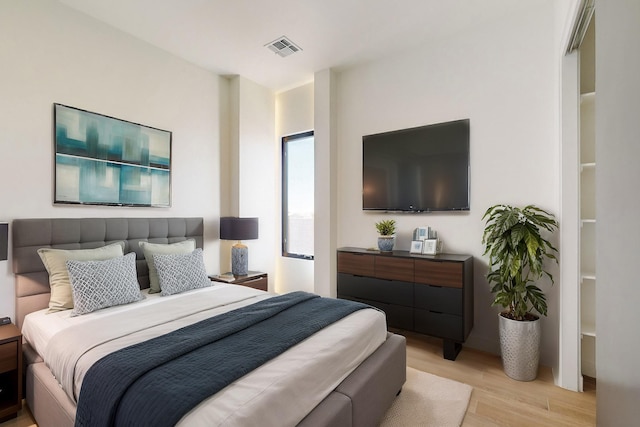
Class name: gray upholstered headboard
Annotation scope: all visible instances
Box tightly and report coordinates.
[12,217,204,329]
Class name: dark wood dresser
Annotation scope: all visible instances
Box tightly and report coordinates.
[337,247,473,360]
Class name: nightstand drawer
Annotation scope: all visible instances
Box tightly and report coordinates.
[239,276,268,291]
[0,341,17,374]
[210,272,268,291]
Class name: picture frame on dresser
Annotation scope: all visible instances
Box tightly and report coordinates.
[410,240,424,254]
[422,239,438,255]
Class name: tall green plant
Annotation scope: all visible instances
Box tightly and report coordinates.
[482,205,558,320]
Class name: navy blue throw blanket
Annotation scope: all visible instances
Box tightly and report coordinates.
[75,292,370,427]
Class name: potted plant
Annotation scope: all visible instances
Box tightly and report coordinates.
[375,219,396,252]
[482,204,558,381]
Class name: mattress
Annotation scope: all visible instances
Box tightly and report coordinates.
[22,284,387,426]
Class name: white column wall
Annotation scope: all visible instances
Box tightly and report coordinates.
[557,0,583,392]
[223,77,277,284]
[314,70,337,297]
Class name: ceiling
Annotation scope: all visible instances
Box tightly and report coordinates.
[58,0,531,92]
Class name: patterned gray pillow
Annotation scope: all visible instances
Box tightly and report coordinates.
[154,248,212,296]
[66,252,143,316]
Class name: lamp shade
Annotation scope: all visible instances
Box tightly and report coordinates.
[0,223,7,261]
[220,217,259,241]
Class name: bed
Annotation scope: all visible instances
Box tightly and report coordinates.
[12,217,406,427]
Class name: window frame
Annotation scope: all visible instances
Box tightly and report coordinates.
[281,130,314,260]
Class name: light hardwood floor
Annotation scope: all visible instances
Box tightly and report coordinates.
[403,331,596,426]
[3,332,596,427]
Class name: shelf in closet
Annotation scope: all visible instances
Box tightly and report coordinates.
[580,162,596,171]
[580,277,596,338]
[581,323,596,338]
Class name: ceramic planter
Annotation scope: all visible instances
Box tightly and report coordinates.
[377,236,395,252]
[498,313,541,381]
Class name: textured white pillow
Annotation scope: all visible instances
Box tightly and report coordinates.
[154,248,212,296]
[37,242,126,313]
[66,252,143,316]
[139,239,196,293]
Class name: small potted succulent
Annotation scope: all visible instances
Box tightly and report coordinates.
[375,219,396,252]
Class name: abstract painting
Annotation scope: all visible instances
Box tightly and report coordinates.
[54,104,171,207]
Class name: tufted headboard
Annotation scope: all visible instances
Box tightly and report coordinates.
[12,217,204,329]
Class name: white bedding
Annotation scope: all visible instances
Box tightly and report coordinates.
[22,284,387,426]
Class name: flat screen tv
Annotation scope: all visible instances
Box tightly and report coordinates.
[363,119,470,212]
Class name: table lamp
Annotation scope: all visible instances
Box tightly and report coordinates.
[219,217,258,276]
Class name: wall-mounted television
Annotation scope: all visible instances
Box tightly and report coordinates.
[363,119,470,212]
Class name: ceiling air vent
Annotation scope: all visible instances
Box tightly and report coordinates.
[265,36,302,58]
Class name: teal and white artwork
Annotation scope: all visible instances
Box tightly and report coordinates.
[54,104,171,207]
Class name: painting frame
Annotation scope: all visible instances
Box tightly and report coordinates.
[53,103,172,207]
[422,239,438,255]
[410,240,424,254]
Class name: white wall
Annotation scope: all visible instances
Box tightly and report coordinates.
[596,0,640,424]
[222,77,277,284]
[335,2,561,364]
[275,83,315,294]
[0,0,224,321]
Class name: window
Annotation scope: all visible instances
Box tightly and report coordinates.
[282,131,314,259]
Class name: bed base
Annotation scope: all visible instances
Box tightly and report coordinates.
[25,333,406,427]
[12,218,406,426]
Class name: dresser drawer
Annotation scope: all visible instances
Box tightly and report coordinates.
[414,260,463,288]
[414,284,462,316]
[0,341,17,374]
[337,252,375,276]
[375,256,414,282]
[414,309,464,341]
[338,273,413,307]
[340,296,413,330]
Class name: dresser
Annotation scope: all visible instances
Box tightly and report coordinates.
[337,247,473,360]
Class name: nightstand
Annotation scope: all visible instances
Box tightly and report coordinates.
[0,323,22,422]
[209,271,268,291]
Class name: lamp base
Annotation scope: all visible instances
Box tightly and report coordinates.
[231,243,249,276]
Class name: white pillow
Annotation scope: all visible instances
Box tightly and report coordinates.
[66,253,143,316]
[154,248,212,296]
[37,242,126,313]
[139,239,196,293]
